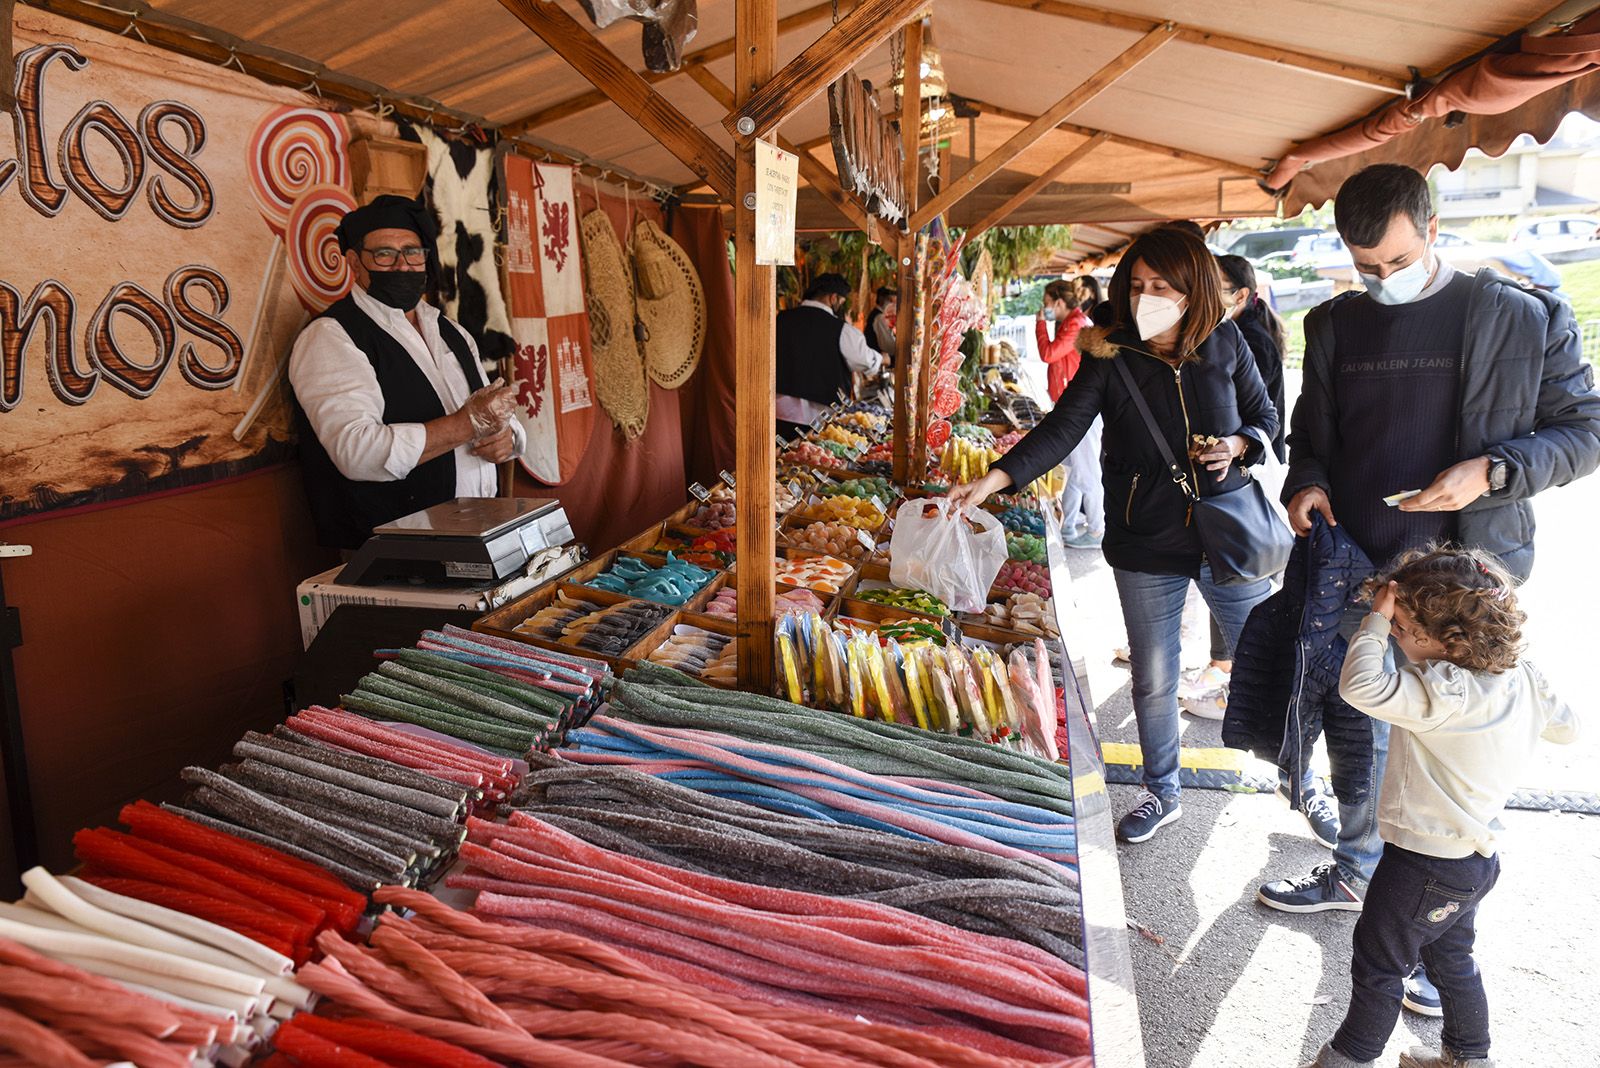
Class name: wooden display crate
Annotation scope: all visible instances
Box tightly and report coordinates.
[778,513,882,563]
[835,562,953,625]
[571,551,724,613]
[473,582,678,671]
[637,614,738,689]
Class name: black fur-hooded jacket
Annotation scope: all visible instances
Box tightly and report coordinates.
[993,320,1278,577]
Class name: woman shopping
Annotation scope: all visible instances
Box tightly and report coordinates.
[948,227,1280,844]
[1057,275,1107,548]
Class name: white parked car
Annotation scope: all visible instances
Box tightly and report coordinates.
[1508,215,1600,263]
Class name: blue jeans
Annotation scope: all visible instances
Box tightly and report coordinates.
[1332,844,1500,1062]
[1113,565,1273,803]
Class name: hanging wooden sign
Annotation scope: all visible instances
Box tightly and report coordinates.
[827,71,906,227]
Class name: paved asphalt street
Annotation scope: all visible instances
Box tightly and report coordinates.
[1059,471,1599,1068]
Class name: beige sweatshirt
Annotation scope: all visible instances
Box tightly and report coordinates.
[1339,613,1581,859]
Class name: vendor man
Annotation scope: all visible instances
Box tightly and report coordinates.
[775,272,883,438]
[288,195,522,549]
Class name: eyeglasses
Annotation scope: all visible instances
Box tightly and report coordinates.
[362,246,428,267]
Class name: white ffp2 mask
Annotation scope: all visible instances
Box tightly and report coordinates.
[1132,293,1185,340]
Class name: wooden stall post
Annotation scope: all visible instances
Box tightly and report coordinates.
[734,0,778,691]
[891,19,922,486]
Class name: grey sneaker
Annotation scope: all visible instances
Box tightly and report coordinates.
[1064,529,1104,549]
[1116,789,1181,844]
[1298,1041,1379,1068]
[1399,1047,1495,1068]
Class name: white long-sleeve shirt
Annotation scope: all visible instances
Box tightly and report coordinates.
[288,286,523,499]
[775,300,884,425]
[1339,612,1580,859]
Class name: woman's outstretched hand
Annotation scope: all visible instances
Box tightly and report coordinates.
[946,469,1014,514]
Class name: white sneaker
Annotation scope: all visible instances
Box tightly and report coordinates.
[1180,691,1227,720]
[1178,664,1231,701]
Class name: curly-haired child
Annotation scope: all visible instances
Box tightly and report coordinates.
[1302,546,1580,1068]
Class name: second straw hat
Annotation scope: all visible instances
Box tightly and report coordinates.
[632,218,705,390]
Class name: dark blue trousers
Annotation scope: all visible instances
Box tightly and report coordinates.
[1332,842,1500,1063]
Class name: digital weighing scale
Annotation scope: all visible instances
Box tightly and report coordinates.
[337,498,576,586]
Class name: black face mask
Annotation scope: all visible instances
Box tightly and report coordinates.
[365,270,428,310]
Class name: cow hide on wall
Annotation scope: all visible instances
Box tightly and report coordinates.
[403,121,515,374]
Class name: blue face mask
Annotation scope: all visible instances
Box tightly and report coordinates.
[1359,248,1433,305]
[1042,307,1057,322]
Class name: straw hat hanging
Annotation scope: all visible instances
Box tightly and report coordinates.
[581,207,650,439]
[632,218,705,390]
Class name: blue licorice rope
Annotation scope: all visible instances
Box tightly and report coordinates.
[569,730,1076,853]
[582,720,1076,828]
[572,724,1077,847]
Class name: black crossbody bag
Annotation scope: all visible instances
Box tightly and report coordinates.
[1113,356,1292,586]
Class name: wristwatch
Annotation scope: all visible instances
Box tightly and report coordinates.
[1483,457,1508,496]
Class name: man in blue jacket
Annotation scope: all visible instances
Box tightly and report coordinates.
[1259,164,1600,1012]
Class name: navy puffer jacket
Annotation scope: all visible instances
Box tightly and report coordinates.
[1223,514,1375,808]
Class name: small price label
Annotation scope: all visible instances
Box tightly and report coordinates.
[836,388,850,404]
[718,469,737,489]
[787,479,802,498]
[688,482,711,503]
[868,495,885,512]
[776,434,790,451]
[810,413,827,430]
[856,528,877,553]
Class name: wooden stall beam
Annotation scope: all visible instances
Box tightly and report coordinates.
[908,24,1173,231]
[974,0,1409,94]
[892,18,922,486]
[684,65,870,232]
[500,2,834,135]
[963,132,1107,239]
[497,0,736,199]
[733,0,778,692]
[960,96,1265,179]
[724,0,929,141]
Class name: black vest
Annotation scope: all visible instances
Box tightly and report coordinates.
[294,296,485,549]
[776,304,851,405]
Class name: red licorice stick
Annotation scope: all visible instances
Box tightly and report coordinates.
[73,829,310,928]
[79,874,308,960]
[90,827,329,931]
[121,801,365,923]
[270,1021,394,1068]
[286,1015,502,1068]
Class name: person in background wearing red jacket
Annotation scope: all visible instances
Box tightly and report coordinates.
[1036,278,1092,401]
[1039,276,1108,548]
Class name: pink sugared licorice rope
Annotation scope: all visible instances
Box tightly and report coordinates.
[456,842,1081,1010]
[491,814,1083,989]
[480,815,1083,994]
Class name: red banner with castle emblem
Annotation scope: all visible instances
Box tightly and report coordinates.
[504,155,596,485]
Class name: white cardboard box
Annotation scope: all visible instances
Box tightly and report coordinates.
[295,544,584,648]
